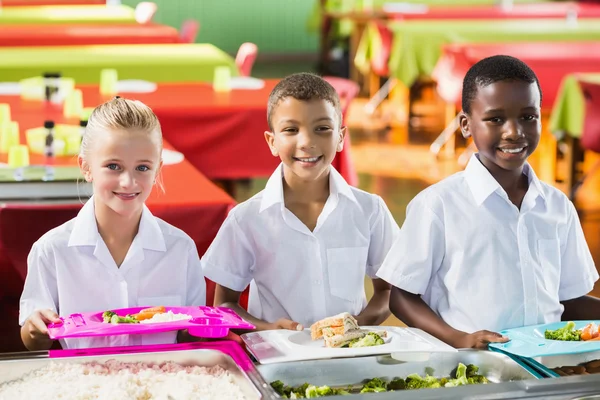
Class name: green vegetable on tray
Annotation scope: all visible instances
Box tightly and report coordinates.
[270,363,488,398]
[102,310,139,324]
[544,321,582,341]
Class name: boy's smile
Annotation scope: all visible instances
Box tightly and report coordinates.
[460,80,541,174]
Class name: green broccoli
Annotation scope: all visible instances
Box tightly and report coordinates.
[468,376,489,385]
[545,321,582,341]
[466,364,479,378]
[444,363,469,387]
[109,314,139,324]
[102,310,116,323]
[271,380,285,396]
[362,377,387,390]
[387,378,406,391]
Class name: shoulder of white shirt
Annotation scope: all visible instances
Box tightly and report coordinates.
[32,210,196,254]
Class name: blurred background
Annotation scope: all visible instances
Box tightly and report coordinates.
[0,0,599,352]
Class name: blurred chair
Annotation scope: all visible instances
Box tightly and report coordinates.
[179,19,200,44]
[134,2,157,24]
[571,80,600,200]
[323,76,360,186]
[235,42,258,77]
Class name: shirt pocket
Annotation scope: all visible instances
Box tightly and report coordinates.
[327,247,368,302]
[537,239,561,297]
[138,295,182,346]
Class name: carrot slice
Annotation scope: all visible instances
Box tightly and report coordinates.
[140,306,166,314]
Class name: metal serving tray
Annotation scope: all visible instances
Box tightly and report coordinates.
[256,349,538,398]
[0,346,268,399]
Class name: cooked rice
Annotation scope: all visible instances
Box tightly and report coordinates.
[0,360,247,400]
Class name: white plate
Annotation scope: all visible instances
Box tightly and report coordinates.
[0,82,22,95]
[116,80,157,93]
[241,326,457,364]
[162,149,184,165]
[229,77,265,90]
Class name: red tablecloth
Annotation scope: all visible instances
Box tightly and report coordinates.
[0,24,181,46]
[388,2,600,20]
[0,96,236,352]
[433,42,600,109]
[77,81,359,185]
[3,0,104,4]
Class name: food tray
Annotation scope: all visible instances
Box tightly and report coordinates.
[47,306,254,340]
[0,341,268,399]
[242,326,457,364]
[489,321,600,358]
[257,349,539,398]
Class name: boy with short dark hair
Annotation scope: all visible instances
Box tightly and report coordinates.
[378,55,600,349]
[203,73,399,331]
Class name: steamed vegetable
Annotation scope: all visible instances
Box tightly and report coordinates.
[270,363,488,397]
[347,332,385,348]
[545,321,582,341]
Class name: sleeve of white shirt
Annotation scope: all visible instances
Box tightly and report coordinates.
[201,211,256,292]
[366,195,400,277]
[558,201,599,301]
[19,241,59,326]
[376,192,445,295]
[185,240,207,306]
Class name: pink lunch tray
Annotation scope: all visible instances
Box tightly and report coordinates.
[47,306,254,340]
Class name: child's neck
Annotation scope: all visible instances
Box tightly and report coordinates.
[282,169,330,204]
[483,160,529,208]
[93,197,142,266]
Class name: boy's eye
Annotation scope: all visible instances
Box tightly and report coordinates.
[106,164,120,171]
[282,128,298,134]
[523,114,538,121]
[137,165,150,172]
[487,117,503,124]
[316,126,333,132]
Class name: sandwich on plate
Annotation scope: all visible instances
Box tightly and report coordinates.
[310,312,387,348]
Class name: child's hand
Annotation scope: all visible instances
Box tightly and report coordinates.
[270,318,304,331]
[453,330,508,349]
[23,309,61,340]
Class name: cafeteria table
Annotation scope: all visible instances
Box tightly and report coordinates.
[3,0,105,4]
[433,42,600,110]
[0,44,238,84]
[386,1,600,20]
[356,18,600,87]
[0,5,136,25]
[0,24,181,46]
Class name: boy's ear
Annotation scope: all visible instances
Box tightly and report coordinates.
[459,111,471,139]
[78,156,93,182]
[264,131,278,156]
[336,126,347,152]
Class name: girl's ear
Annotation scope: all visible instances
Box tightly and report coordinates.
[78,156,92,182]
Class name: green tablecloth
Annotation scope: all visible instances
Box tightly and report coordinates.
[0,44,238,84]
[357,18,600,87]
[308,0,549,34]
[0,5,136,25]
[550,74,600,139]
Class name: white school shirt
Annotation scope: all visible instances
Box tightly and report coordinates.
[202,164,399,328]
[377,154,598,333]
[19,197,206,349]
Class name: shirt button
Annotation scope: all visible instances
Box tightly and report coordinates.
[314,280,321,285]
